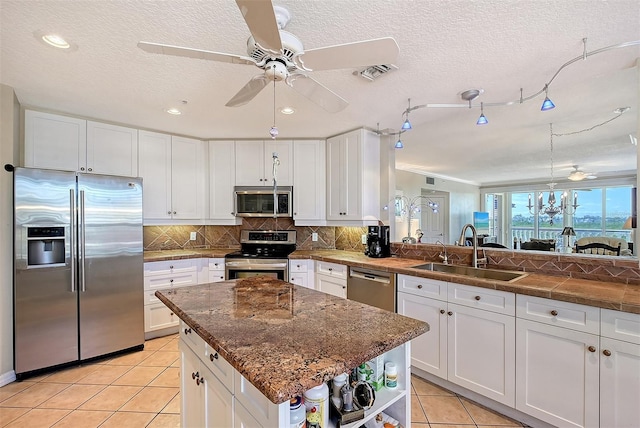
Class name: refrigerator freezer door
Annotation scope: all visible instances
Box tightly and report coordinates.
[14,168,78,374]
[77,173,144,359]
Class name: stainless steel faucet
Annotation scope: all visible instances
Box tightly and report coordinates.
[457,223,487,268]
[435,240,448,264]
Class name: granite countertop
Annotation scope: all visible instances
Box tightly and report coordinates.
[145,248,640,314]
[155,277,429,404]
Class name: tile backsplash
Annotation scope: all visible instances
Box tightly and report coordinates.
[143,220,367,253]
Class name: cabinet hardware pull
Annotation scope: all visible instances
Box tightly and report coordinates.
[587,346,596,353]
[447,311,453,316]
[173,211,176,214]
[550,310,558,316]
[196,376,204,386]
[167,211,172,215]
[192,371,199,380]
[603,349,612,356]
[169,279,174,283]
[80,167,85,171]
[88,168,92,171]
[210,353,219,361]
[440,309,445,314]
[474,296,481,301]
[169,265,174,269]
[417,284,423,289]
[184,328,191,334]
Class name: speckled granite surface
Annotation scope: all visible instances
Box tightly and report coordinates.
[155,277,428,405]
[146,248,640,314]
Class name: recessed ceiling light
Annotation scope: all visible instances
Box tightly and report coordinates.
[42,34,70,49]
[280,107,295,115]
[166,108,182,115]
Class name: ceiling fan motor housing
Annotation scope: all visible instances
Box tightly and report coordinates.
[265,60,288,81]
[247,30,303,66]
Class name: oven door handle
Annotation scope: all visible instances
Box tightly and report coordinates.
[225,262,288,268]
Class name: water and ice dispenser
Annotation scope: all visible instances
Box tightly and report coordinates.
[27,227,65,266]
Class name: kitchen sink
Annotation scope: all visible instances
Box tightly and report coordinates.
[412,263,526,282]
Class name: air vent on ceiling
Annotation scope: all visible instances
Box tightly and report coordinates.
[426,176,435,185]
[354,64,398,81]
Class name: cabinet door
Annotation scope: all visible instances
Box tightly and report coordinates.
[448,303,515,406]
[515,318,599,427]
[171,136,205,219]
[316,275,346,298]
[234,400,264,428]
[326,135,343,220]
[203,366,234,428]
[86,121,138,176]
[235,141,265,185]
[180,341,206,428]
[289,273,309,288]
[138,131,172,220]
[599,336,640,428]
[397,292,448,378]
[293,140,325,222]
[208,141,238,222]
[24,110,86,171]
[264,140,293,186]
[145,303,179,332]
[341,130,362,220]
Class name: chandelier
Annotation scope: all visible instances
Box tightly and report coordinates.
[527,123,579,225]
[384,195,439,243]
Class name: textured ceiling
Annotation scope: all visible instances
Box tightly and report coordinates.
[1,0,639,186]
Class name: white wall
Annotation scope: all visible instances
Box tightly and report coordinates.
[0,84,20,384]
[395,170,480,244]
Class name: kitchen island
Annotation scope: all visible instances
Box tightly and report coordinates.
[155,277,429,427]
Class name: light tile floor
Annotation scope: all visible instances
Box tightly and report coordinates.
[1,334,524,428]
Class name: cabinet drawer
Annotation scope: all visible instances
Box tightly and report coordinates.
[208,271,225,283]
[180,321,206,357]
[516,295,600,334]
[208,258,224,271]
[289,260,310,273]
[144,259,197,276]
[448,283,515,316]
[144,303,179,332]
[144,271,198,290]
[398,274,447,300]
[205,344,234,393]
[601,309,640,344]
[316,261,347,278]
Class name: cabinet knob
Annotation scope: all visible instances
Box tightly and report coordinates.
[168,211,172,215]
[169,265,174,269]
[474,295,481,301]
[440,309,445,314]
[417,284,423,289]
[342,286,346,289]
[184,327,191,334]
[587,346,596,353]
[294,212,297,215]
[173,211,176,214]
[80,167,85,171]
[88,168,92,172]
[210,352,219,361]
[196,376,204,386]
[170,313,174,316]
[550,310,558,316]
[218,276,223,279]
[603,349,612,357]
[191,371,199,380]
[328,268,332,271]
[447,311,453,316]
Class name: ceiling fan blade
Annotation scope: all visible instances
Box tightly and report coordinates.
[138,41,256,65]
[235,0,282,53]
[296,37,399,71]
[288,74,348,113]
[225,75,270,107]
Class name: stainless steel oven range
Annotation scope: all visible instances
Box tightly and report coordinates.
[225,230,297,281]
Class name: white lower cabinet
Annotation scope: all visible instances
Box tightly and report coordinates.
[316,261,347,298]
[397,275,515,407]
[289,259,314,289]
[208,258,226,283]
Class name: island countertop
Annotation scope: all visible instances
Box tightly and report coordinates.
[155,277,429,405]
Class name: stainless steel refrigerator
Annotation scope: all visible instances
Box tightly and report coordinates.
[13,167,144,378]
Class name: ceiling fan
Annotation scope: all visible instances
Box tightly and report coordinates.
[137,0,399,113]
[567,165,597,181]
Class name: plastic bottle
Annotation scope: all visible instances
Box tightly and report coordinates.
[303,383,328,428]
[332,373,348,398]
[384,362,398,389]
[290,396,306,428]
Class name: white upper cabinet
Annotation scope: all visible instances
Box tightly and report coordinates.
[235,140,293,186]
[292,139,325,224]
[24,110,138,176]
[326,129,380,224]
[138,131,205,222]
[208,140,240,224]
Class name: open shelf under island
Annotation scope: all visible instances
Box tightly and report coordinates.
[155,277,429,428]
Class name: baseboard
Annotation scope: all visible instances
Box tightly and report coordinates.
[411,367,554,428]
[0,369,16,387]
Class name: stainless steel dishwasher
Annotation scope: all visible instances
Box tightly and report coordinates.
[347,267,396,312]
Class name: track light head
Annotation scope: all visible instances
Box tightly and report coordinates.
[401,118,412,130]
[541,85,555,111]
[476,102,488,125]
[395,139,404,149]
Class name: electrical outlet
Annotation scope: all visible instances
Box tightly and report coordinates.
[190,232,197,241]
[361,234,367,244]
[312,232,318,242]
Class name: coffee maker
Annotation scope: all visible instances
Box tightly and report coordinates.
[364,225,391,258]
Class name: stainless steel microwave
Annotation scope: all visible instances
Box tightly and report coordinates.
[234,186,293,217]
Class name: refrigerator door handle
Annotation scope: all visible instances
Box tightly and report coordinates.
[70,189,76,292]
[80,189,86,292]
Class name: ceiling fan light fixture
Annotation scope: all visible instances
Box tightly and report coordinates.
[541,85,555,111]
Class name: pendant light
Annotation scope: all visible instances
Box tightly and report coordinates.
[476,102,488,125]
[395,130,404,148]
[541,84,555,111]
[401,98,413,130]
